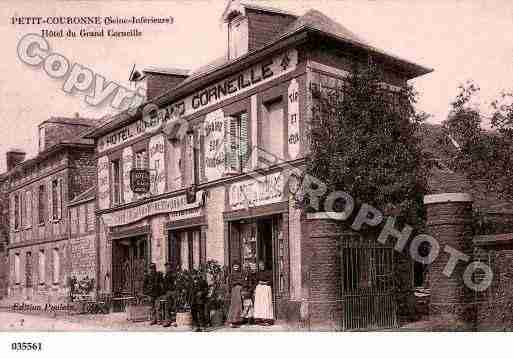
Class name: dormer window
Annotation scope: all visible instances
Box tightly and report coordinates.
[228,14,248,60]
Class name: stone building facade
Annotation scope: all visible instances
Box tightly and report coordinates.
[85,1,430,329]
[5,116,97,304]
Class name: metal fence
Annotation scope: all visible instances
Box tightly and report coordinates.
[340,234,398,330]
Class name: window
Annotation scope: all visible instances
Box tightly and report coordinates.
[134,150,148,169]
[262,99,284,159]
[51,179,62,220]
[14,253,21,284]
[13,194,20,230]
[52,248,60,284]
[172,229,202,271]
[25,190,32,229]
[185,133,199,186]
[38,250,45,284]
[38,184,46,224]
[20,192,26,228]
[25,252,32,288]
[226,112,249,173]
[111,159,122,205]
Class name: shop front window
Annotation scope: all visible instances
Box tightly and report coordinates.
[169,228,202,272]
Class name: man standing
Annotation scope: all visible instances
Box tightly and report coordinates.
[191,270,209,331]
[143,263,163,325]
[160,262,177,327]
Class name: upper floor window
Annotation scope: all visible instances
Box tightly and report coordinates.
[38,184,46,224]
[51,179,62,220]
[135,149,149,169]
[13,193,20,230]
[25,190,32,229]
[184,133,199,187]
[262,98,285,160]
[226,112,249,174]
[111,159,122,205]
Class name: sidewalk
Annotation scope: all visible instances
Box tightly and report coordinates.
[0,310,292,332]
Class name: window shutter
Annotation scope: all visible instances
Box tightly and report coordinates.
[239,112,249,170]
[20,192,24,228]
[224,117,233,172]
[26,191,32,228]
[48,181,53,221]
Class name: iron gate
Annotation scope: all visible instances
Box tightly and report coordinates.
[340,234,398,330]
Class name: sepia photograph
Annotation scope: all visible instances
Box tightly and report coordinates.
[0,0,512,357]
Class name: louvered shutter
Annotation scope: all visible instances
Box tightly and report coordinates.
[239,112,249,171]
[224,117,235,173]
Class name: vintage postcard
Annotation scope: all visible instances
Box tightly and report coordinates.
[0,0,512,356]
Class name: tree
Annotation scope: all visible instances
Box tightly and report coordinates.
[305,63,429,226]
[443,82,513,202]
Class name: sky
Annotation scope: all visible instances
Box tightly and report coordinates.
[0,0,512,172]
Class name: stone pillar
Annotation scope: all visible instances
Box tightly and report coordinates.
[424,193,475,324]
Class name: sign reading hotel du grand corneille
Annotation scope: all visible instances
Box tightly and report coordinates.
[97,48,298,153]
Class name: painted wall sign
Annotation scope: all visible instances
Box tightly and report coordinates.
[149,134,166,195]
[122,147,134,203]
[101,190,205,228]
[204,108,226,182]
[97,49,298,154]
[229,172,284,211]
[130,169,151,194]
[98,156,110,210]
[287,78,300,160]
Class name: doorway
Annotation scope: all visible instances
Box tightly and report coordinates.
[229,215,285,301]
[112,236,147,296]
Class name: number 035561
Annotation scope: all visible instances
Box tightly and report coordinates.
[11,342,42,351]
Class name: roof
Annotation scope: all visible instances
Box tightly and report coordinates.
[222,0,297,21]
[69,186,96,205]
[40,116,100,127]
[276,9,365,45]
[143,67,190,77]
[86,6,432,139]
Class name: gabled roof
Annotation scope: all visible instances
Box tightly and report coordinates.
[276,9,365,45]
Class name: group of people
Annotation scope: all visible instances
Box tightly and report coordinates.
[226,262,275,328]
[143,262,208,330]
[142,261,275,330]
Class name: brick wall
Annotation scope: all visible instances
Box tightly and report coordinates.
[69,148,96,200]
[425,199,476,323]
[69,198,97,286]
[301,217,343,329]
[475,244,513,330]
[246,9,296,52]
[7,241,70,304]
[145,73,187,100]
[40,122,92,152]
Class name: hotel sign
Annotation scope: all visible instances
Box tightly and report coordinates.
[101,190,205,227]
[130,169,151,194]
[229,172,285,211]
[98,49,298,153]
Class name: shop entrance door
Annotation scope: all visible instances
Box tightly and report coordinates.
[230,215,285,314]
[112,236,147,296]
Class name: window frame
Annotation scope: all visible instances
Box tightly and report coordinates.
[38,184,46,225]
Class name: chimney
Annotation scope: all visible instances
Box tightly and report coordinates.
[142,68,189,100]
[6,149,26,171]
